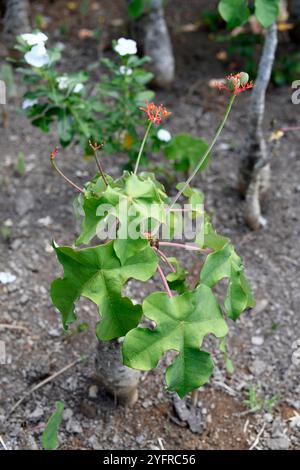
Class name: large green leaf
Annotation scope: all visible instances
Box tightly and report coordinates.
[51,240,158,340]
[218,0,250,29]
[254,0,279,28]
[41,401,64,451]
[200,242,255,320]
[123,285,228,397]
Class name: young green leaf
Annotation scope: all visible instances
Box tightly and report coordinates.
[218,0,250,29]
[123,285,228,398]
[254,0,279,28]
[51,240,158,340]
[41,401,64,451]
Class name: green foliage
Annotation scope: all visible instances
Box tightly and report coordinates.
[51,167,254,396]
[244,385,281,414]
[50,87,255,398]
[254,0,279,28]
[218,0,250,29]
[200,242,255,320]
[41,401,64,450]
[128,0,147,18]
[244,385,264,412]
[51,239,158,340]
[15,35,159,168]
[272,52,300,86]
[218,0,279,29]
[164,134,210,173]
[15,151,26,177]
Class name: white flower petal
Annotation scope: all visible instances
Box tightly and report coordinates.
[119,65,133,76]
[157,129,172,142]
[73,83,84,93]
[56,76,68,90]
[24,44,50,68]
[115,38,137,56]
[22,98,38,109]
[21,32,48,46]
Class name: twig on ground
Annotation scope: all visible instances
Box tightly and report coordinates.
[0,324,29,332]
[243,419,250,434]
[0,435,8,450]
[157,437,165,450]
[249,423,266,450]
[8,356,86,417]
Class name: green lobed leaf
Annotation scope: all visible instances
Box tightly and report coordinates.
[218,0,250,29]
[254,0,279,28]
[200,242,255,320]
[123,285,228,398]
[51,240,158,340]
[41,401,64,451]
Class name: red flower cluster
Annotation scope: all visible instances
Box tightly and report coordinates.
[140,101,171,126]
[217,72,254,96]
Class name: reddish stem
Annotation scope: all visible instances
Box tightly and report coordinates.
[157,265,173,298]
[50,158,84,193]
[153,247,176,272]
[159,241,211,253]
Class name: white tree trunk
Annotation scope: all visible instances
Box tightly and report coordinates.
[95,339,141,406]
[239,23,278,230]
[129,0,175,88]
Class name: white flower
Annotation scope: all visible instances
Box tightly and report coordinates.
[56,76,68,90]
[119,65,133,76]
[21,32,48,46]
[157,129,172,142]
[73,83,84,93]
[24,44,50,68]
[22,98,38,109]
[115,38,137,56]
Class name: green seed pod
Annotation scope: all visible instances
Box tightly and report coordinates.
[225,78,236,91]
[239,72,249,86]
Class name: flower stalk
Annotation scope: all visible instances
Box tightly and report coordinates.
[134,121,152,174]
[50,148,84,193]
[171,94,236,206]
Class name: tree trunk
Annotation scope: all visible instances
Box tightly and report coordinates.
[3,0,30,42]
[238,23,278,230]
[129,0,175,88]
[95,339,141,406]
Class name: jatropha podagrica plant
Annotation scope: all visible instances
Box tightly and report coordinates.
[50,72,255,398]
